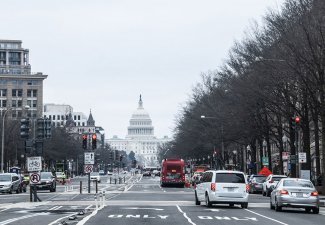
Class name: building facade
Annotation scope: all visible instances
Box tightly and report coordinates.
[43,104,105,149]
[0,40,47,119]
[106,95,170,167]
[43,103,87,127]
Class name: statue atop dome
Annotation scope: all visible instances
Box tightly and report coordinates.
[138,94,143,109]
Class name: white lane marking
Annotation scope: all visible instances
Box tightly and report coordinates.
[176,205,196,225]
[49,206,62,211]
[122,207,164,211]
[77,205,103,225]
[245,209,288,225]
[0,213,47,225]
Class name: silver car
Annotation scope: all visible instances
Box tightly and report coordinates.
[270,178,320,214]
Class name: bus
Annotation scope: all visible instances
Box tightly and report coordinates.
[160,158,185,187]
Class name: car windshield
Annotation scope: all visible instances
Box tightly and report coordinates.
[41,172,53,179]
[215,173,245,183]
[0,175,11,181]
[253,177,266,182]
[273,177,286,181]
[283,180,314,188]
[91,172,99,176]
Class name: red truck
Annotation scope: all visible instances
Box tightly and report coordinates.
[160,158,185,187]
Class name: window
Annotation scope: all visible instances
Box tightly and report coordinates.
[0,100,6,107]
[11,100,22,107]
[78,115,80,120]
[48,115,51,120]
[12,89,23,97]
[0,89,7,97]
[27,89,37,97]
[214,173,245,183]
[53,115,56,120]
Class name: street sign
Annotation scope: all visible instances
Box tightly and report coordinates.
[84,164,94,173]
[27,156,42,172]
[262,157,269,166]
[299,152,307,163]
[84,152,95,164]
[29,172,41,184]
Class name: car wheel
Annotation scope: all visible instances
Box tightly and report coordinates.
[195,191,200,205]
[205,193,212,208]
[241,203,248,209]
[270,199,275,210]
[229,203,234,207]
[262,190,266,196]
[266,189,271,197]
[275,199,282,212]
[305,208,311,213]
[8,187,13,194]
[312,207,319,214]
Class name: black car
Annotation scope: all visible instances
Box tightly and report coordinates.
[35,172,56,192]
[143,171,151,176]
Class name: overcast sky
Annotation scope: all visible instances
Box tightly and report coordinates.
[1,0,284,139]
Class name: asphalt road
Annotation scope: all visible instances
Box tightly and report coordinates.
[0,174,324,225]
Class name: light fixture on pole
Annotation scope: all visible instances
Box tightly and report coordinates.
[1,107,13,173]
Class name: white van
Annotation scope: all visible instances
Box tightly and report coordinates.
[195,170,249,208]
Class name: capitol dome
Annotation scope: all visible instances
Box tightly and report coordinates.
[126,95,154,138]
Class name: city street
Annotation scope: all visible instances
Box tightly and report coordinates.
[0,174,325,225]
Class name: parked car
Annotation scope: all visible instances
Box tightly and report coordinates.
[263,174,287,196]
[270,178,319,214]
[0,173,21,194]
[56,172,67,182]
[195,170,249,208]
[23,173,30,185]
[248,175,266,194]
[152,170,160,176]
[35,172,56,192]
[191,172,203,185]
[99,170,105,175]
[107,171,113,176]
[143,171,151,176]
[90,172,101,183]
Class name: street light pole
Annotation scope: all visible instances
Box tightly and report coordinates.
[201,115,225,169]
[1,108,12,173]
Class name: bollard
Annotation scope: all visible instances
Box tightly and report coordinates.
[80,181,82,194]
[114,178,117,184]
[110,177,112,184]
[94,194,98,210]
[103,190,106,206]
[99,192,103,207]
[124,177,125,183]
[29,184,32,202]
[95,180,98,193]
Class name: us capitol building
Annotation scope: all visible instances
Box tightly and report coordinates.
[106,95,170,167]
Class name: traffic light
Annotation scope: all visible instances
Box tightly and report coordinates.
[115,150,119,161]
[20,118,30,139]
[44,118,52,139]
[109,151,113,160]
[82,134,87,149]
[92,134,97,149]
[25,139,33,154]
[36,118,45,139]
[291,116,301,128]
[295,116,301,124]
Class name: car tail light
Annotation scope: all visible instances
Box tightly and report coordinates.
[211,183,216,191]
[279,189,288,195]
[311,191,318,196]
[246,184,250,192]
